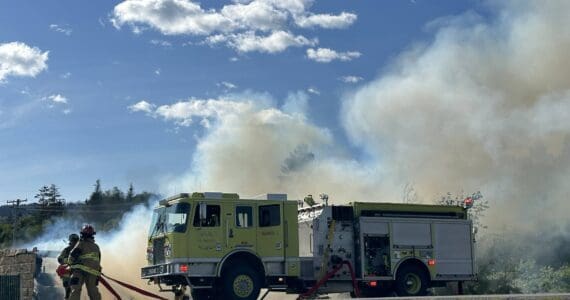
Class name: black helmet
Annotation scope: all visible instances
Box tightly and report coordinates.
[68,233,79,243]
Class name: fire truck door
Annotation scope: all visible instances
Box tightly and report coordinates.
[256,204,285,261]
[227,204,256,251]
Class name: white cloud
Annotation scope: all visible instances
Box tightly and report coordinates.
[111,0,233,35]
[154,68,161,75]
[48,94,68,104]
[49,24,73,36]
[0,42,49,81]
[218,81,237,89]
[220,0,288,32]
[63,109,72,115]
[61,72,71,79]
[228,30,316,53]
[306,47,361,63]
[150,39,172,47]
[340,75,363,83]
[111,0,357,54]
[295,12,357,29]
[229,57,239,62]
[307,87,320,95]
[204,34,228,46]
[154,99,251,126]
[128,100,156,113]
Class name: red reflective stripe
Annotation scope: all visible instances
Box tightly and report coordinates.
[101,274,168,300]
[99,276,122,300]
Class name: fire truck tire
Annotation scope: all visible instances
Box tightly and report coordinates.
[220,264,261,300]
[394,264,429,297]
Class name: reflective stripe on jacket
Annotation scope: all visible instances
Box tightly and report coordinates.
[79,252,100,262]
[70,264,102,276]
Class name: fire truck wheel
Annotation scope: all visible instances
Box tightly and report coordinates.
[221,264,261,300]
[394,264,429,297]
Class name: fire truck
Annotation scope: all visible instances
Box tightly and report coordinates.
[141,192,476,299]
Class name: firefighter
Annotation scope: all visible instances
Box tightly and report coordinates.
[68,224,102,300]
[57,233,79,299]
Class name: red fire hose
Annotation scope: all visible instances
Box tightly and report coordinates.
[98,276,122,299]
[298,260,360,299]
[100,273,168,300]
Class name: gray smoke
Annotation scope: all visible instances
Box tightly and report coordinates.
[342,1,570,231]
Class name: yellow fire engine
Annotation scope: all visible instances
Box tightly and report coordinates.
[142,192,476,299]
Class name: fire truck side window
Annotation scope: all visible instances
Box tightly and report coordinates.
[236,206,253,228]
[259,205,280,227]
[193,204,221,227]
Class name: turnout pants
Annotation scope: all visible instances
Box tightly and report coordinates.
[62,278,71,299]
[69,270,101,300]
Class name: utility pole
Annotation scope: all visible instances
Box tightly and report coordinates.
[7,198,27,247]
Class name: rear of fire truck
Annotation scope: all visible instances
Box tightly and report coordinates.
[297,198,477,297]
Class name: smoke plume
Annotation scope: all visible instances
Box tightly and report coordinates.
[342,1,570,230]
[158,92,382,202]
[28,204,159,298]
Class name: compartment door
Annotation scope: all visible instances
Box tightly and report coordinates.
[434,222,474,276]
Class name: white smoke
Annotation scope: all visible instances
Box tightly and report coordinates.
[342,1,570,230]
[27,204,159,299]
[156,91,382,203]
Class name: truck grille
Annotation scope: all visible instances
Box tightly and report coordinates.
[153,237,165,264]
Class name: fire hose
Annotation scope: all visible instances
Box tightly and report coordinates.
[57,265,167,300]
[297,260,360,299]
[99,273,168,300]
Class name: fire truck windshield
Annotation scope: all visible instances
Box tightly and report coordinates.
[149,202,191,237]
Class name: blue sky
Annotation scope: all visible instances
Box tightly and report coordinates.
[0,0,486,202]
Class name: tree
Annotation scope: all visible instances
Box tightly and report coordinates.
[87,179,104,205]
[47,184,64,206]
[126,183,134,202]
[110,186,124,203]
[34,185,50,206]
[35,184,64,206]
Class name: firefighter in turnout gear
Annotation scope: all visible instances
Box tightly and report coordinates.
[68,224,102,300]
[57,233,79,299]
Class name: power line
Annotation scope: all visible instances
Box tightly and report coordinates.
[7,198,27,207]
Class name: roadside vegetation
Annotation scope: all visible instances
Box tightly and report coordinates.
[0,180,156,248]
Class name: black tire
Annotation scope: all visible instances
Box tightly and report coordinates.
[395,264,429,296]
[220,264,261,300]
[191,289,213,300]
